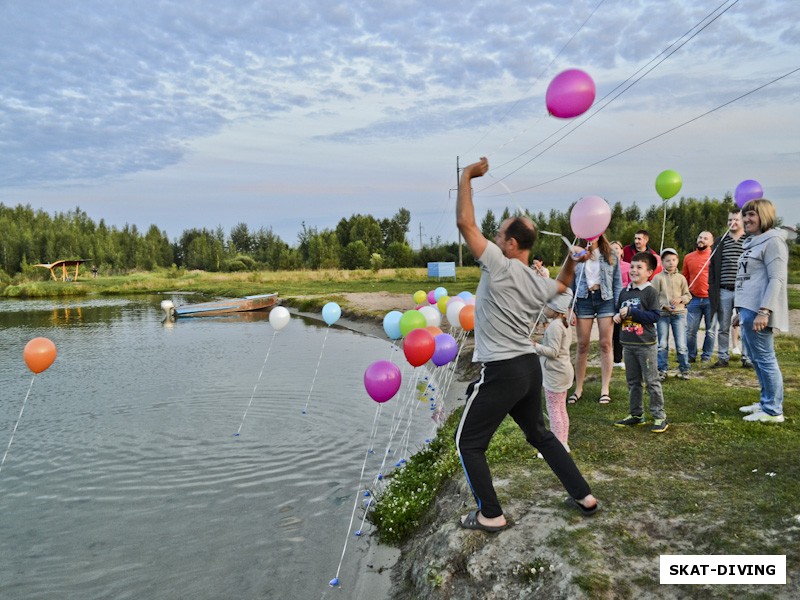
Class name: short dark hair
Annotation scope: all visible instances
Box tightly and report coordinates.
[631,251,657,272]
[504,217,537,250]
[533,254,544,262]
[635,229,650,238]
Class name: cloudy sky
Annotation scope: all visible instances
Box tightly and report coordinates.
[1,0,798,248]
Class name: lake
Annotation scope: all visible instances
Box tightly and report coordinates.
[0,295,440,599]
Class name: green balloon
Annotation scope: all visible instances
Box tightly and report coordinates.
[655,169,682,200]
[399,309,426,337]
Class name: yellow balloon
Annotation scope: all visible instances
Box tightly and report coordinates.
[413,290,427,305]
[437,295,450,314]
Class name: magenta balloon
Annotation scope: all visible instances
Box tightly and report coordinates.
[427,290,436,304]
[364,360,402,403]
[432,333,458,367]
[570,195,611,241]
[734,179,763,209]
[546,69,596,119]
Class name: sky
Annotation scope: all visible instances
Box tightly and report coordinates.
[1,0,798,249]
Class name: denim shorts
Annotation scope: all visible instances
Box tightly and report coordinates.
[575,290,615,319]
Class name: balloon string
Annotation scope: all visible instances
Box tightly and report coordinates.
[302,327,330,414]
[234,330,277,436]
[685,224,732,291]
[0,375,35,476]
[660,199,669,254]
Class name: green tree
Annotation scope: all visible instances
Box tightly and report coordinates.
[480,209,498,239]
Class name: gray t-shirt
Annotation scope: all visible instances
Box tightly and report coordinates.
[473,242,559,362]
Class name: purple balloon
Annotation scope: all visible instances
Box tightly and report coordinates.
[432,333,458,367]
[364,360,402,403]
[734,179,763,209]
[546,69,596,119]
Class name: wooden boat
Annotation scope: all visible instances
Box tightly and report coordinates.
[161,293,278,319]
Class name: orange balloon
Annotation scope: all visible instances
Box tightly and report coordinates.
[425,325,443,337]
[459,305,475,331]
[23,337,57,374]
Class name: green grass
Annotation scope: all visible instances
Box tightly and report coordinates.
[371,336,799,598]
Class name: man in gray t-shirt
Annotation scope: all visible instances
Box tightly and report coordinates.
[455,158,599,533]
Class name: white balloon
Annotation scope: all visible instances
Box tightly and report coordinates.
[269,306,291,331]
[445,299,465,328]
[418,305,441,328]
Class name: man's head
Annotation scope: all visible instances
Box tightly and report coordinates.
[495,217,537,258]
[633,230,650,252]
[727,211,742,234]
[629,251,657,284]
[695,231,713,250]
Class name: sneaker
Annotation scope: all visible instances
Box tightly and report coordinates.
[613,361,626,370]
[711,360,729,369]
[701,357,711,364]
[658,371,668,382]
[731,346,742,356]
[742,359,753,369]
[651,418,670,433]
[688,357,696,363]
[615,414,646,427]
[676,371,690,380]
[742,411,785,423]
[739,402,761,414]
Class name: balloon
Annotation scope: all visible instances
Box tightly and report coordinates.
[436,295,450,314]
[364,360,402,403]
[427,290,436,304]
[546,69,596,119]
[403,329,435,367]
[269,306,291,330]
[655,169,682,200]
[446,299,465,328]
[459,304,475,331]
[735,179,763,209]
[322,302,341,326]
[425,325,443,337]
[413,290,427,305]
[23,337,57,374]
[570,195,611,241]
[383,310,403,340]
[419,305,442,328]
[457,291,473,302]
[432,333,458,366]
[463,296,475,306]
[433,287,448,301]
[399,309,426,336]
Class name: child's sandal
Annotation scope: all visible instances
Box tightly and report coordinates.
[598,394,611,404]
[567,393,581,405]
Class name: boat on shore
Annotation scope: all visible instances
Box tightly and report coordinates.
[161,293,279,319]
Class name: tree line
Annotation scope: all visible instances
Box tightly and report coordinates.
[0,195,790,280]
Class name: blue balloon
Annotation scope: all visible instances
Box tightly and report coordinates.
[322,301,341,326]
[383,310,403,340]
[457,291,473,301]
[433,286,448,301]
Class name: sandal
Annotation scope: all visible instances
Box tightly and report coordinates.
[567,392,581,405]
[459,510,507,533]
[565,496,599,516]
[598,394,611,404]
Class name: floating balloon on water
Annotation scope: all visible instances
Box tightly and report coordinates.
[23,337,57,374]
[432,333,458,366]
[570,195,611,241]
[735,179,763,209]
[383,310,403,340]
[459,304,475,331]
[403,328,435,367]
[322,302,341,326]
[413,290,427,305]
[418,305,441,328]
[546,69,596,119]
[399,309,426,337]
[655,169,682,200]
[364,360,402,403]
[269,306,290,330]
[446,299,465,328]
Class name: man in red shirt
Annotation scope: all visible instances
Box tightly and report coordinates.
[682,230,716,363]
[622,230,662,278]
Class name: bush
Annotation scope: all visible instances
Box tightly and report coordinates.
[369,253,384,272]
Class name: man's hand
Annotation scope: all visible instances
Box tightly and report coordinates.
[463,157,489,180]
[570,245,590,262]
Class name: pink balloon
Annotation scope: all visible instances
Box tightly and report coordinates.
[546,69,596,119]
[427,290,436,304]
[734,179,763,209]
[364,360,402,403]
[570,195,611,241]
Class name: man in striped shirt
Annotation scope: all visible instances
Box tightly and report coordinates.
[709,210,749,368]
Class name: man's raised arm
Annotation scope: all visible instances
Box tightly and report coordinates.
[456,157,490,260]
